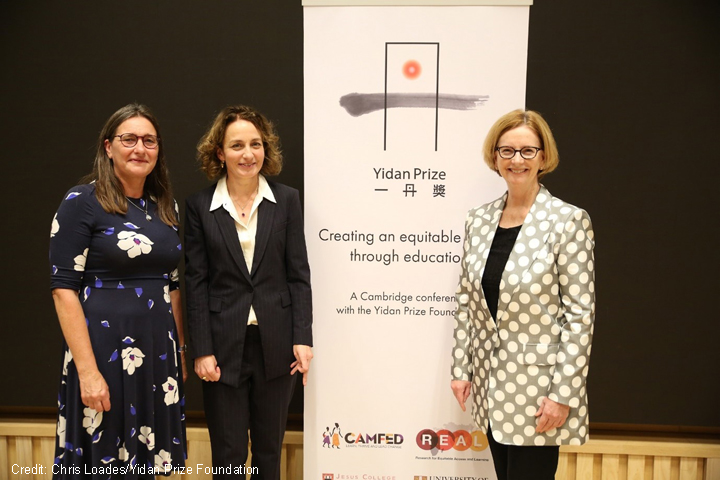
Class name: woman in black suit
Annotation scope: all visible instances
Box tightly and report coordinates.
[184,105,313,478]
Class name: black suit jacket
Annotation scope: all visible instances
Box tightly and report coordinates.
[184,179,313,384]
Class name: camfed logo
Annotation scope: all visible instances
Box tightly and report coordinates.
[415,429,488,451]
[322,421,404,449]
[322,423,343,449]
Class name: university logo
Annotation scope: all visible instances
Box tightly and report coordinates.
[322,474,334,480]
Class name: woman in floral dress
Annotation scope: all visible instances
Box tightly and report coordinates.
[49,104,187,479]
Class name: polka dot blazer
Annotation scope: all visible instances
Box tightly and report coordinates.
[452,186,596,446]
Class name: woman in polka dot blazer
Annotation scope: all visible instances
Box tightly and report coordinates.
[450,109,596,480]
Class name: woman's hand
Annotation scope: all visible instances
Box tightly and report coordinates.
[535,397,570,433]
[291,345,313,386]
[451,380,472,412]
[78,369,111,412]
[195,354,221,382]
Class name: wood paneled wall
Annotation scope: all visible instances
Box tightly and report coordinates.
[1,421,718,479]
[0,421,303,480]
[557,436,720,480]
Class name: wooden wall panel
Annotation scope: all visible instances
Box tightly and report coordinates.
[550,453,715,480]
[0,422,718,480]
[627,455,647,480]
[705,458,720,480]
[557,451,573,480]
[0,437,8,480]
[679,457,701,480]
[653,456,672,480]
[578,453,596,480]
[602,453,620,480]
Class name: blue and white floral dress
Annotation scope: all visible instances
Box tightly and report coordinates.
[49,183,186,479]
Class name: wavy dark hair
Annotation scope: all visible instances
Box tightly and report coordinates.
[197,105,283,180]
[81,103,177,226]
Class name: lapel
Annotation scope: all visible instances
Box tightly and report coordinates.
[212,207,252,282]
[250,197,276,275]
[495,185,555,323]
[473,195,505,328]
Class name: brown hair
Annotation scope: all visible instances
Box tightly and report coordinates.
[81,103,177,226]
[196,105,283,180]
[482,109,559,180]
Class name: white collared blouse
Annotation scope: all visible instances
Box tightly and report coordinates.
[209,174,276,325]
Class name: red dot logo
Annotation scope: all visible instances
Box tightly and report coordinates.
[452,430,472,451]
[415,429,437,451]
[435,429,455,451]
[403,60,422,79]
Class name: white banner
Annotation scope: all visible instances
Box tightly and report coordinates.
[304,5,530,479]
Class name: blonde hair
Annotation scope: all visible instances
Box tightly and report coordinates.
[482,109,559,179]
[197,105,283,180]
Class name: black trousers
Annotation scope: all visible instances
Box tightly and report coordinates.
[487,426,559,480]
[202,325,296,479]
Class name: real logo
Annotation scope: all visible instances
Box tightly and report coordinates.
[415,429,488,451]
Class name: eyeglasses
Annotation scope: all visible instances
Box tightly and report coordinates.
[496,146,542,160]
[113,133,160,149]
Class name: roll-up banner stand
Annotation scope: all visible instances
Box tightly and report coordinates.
[304,1,532,478]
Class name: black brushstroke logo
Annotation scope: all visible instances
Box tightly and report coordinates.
[340,93,489,117]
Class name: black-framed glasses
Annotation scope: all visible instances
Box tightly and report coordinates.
[496,146,542,160]
[113,133,160,149]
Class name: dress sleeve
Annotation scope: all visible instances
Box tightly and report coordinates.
[547,208,596,407]
[451,211,475,381]
[49,187,95,291]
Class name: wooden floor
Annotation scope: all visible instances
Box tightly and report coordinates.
[1,420,718,479]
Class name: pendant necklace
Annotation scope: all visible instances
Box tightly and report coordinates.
[127,197,152,221]
[236,184,259,218]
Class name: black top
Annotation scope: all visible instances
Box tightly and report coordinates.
[482,225,522,321]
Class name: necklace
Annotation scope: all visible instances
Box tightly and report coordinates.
[234,184,259,218]
[127,197,152,221]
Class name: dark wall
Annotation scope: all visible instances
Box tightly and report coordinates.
[0,0,305,417]
[526,0,720,429]
[1,0,718,429]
